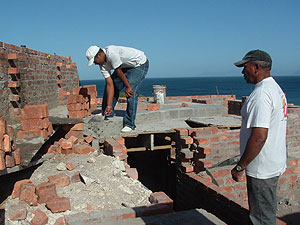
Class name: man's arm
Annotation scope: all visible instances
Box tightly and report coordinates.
[231,127,268,181]
[104,77,114,116]
[114,67,134,98]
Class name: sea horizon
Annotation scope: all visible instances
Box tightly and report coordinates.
[80,76,300,106]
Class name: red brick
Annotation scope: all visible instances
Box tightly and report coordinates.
[104,137,127,154]
[17,129,43,139]
[126,168,139,180]
[5,153,15,168]
[114,138,125,145]
[19,183,37,206]
[68,110,86,118]
[9,81,20,88]
[74,144,94,154]
[211,168,231,178]
[288,159,298,166]
[66,163,75,171]
[11,179,33,199]
[3,133,11,152]
[7,53,17,60]
[70,123,84,131]
[48,173,70,188]
[0,118,7,135]
[31,209,48,225]
[84,135,94,144]
[70,171,81,183]
[61,138,74,149]
[0,151,5,170]
[72,87,81,95]
[20,117,49,130]
[36,182,58,204]
[46,197,71,213]
[9,94,19,101]
[147,103,160,111]
[65,130,83,139]
[175,128,189,136]
[67,103,83,111]
[9,204,27,221]
[8,67,18,74]
[83,85,97,95]
[21,104,49,119]
[180,136,193,145]
[181,163,194,173]
[68,95,84,104]
[193,137,208,145]
[13,148,21,165]
[149,192,173,205]
[61,148,75,154]
[209,136,220,142]
[54,217,67,225]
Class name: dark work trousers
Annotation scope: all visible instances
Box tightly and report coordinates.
[247,175,279,225]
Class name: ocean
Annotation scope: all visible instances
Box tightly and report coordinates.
[81,76,300,106]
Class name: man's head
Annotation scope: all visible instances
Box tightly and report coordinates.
[234,50,272,84]
[86,46,106,66]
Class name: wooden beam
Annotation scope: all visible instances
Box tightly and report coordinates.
[127,145,172,152]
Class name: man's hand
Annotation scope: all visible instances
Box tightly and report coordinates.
[231,167,245,182]
[104,106,113,116]
[125,87,134,98]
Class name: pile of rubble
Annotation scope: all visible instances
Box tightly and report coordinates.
[4,152,152,224]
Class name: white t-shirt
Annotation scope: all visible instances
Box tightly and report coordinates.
[240,77,288,179]
[100,45,147,78]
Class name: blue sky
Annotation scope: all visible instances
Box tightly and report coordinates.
[1,0,300,80]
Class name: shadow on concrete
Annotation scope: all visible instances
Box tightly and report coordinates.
[280,212,300,225]
[135,208,225,225]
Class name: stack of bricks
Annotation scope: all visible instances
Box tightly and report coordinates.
[0,118,21,170]
[104,137,128,161]
[9,173,76,223]
[67,86,98,118]
[175,128,213,174]
[17,104,53,140]
[83,85,98,109]
[47,135,95,155]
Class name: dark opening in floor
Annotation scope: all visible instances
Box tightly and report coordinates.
[127,149,177,209]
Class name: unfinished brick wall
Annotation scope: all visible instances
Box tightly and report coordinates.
[0,41,79,121]
[173,105,300,224]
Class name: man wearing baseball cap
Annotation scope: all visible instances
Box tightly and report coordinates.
[231,50,288,224]
[86,45,149,133]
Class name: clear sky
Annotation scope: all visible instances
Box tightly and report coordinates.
[1,0,300,80]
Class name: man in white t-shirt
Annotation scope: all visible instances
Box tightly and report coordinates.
[86,45,149,132]
[231,50,288,225]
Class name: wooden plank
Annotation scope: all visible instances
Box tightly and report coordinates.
[127,145,172,152]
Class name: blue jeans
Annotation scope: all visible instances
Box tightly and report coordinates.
[102,60,149,129]
[247,175,279,225]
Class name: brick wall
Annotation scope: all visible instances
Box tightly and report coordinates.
[0,41,79,121]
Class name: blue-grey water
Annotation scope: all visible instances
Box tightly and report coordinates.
[81,76,300,106]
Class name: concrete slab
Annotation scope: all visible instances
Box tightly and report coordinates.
[186,115,241,129]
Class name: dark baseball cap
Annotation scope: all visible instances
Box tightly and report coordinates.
[234,49,272,67]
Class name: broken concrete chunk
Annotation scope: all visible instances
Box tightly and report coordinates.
[56,162,67,171]
[80,174,95,186]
